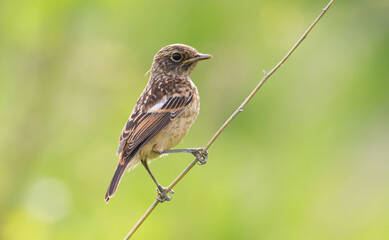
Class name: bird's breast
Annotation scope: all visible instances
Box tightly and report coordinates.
[141,90,199,161]
[157,89,200,150]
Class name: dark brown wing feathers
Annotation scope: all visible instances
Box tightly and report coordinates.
[117,91,193,159]
[105,91,193,202]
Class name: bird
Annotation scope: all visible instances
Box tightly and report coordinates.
[105,44,212,203]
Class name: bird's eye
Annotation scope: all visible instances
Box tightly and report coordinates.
[171,52,182,62]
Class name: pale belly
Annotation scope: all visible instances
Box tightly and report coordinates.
[139,99,200,162]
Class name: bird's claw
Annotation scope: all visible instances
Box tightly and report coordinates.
[156,186,174,203]
[193,148,208,165]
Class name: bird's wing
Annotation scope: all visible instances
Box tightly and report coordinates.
[117,91,193,161]
[105,89,194,203]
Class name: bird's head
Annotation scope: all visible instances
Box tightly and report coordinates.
[150,44,212,76]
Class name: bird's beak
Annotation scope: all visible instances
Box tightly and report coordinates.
[195,54,213,61]
[184,53,213,64]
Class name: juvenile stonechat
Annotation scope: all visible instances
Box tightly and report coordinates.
[105,44,212,203]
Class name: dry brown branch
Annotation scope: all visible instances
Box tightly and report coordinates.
[124,0,335,239]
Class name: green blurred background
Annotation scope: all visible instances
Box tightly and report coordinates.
[1,0,388,239]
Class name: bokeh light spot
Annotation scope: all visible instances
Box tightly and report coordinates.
[24,177,71,223]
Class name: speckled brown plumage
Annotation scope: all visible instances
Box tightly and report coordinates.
[105,44,212,203]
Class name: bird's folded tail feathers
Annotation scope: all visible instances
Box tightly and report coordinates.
[105,162,127,203]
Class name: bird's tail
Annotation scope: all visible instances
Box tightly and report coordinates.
[105,162,127,203]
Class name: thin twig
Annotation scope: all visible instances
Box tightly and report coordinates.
[124,0,335,239]
[124,200,158,238]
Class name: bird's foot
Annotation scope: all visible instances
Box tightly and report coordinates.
[154,148,208,165]
[192,148,208,165]
[156,185,174,203]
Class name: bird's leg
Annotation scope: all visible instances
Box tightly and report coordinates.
[155,148,208,165]
[141,160,174,202]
